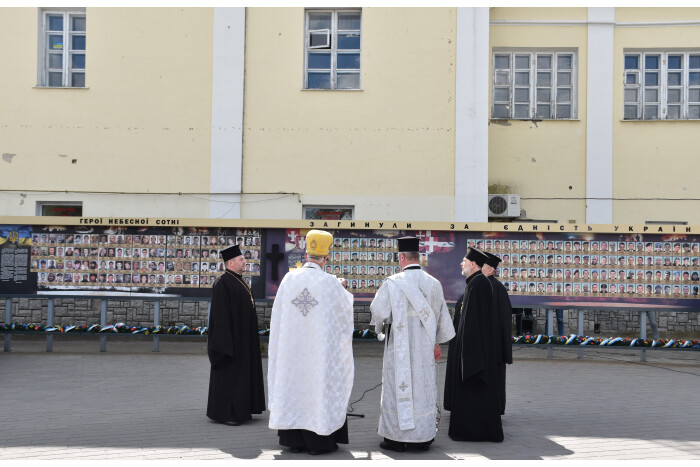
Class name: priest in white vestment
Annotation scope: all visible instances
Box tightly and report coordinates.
[370,236,455,452]
[268,229,354,455]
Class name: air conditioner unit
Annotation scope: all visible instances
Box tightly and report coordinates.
[488,194,521,218]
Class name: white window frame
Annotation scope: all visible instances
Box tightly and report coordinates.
[492,49,578,120]
[623,50,700,120]
[38,8,86,88]
[304,9,361,90]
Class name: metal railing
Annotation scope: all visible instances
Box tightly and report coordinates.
[2,294,211,353]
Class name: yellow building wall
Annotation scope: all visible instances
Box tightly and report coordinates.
[612,9,700,224]
[488,10,588,223]
[241,7,457,221]
[0,7,214,217]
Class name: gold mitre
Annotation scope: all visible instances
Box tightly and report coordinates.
[306,229,333,257]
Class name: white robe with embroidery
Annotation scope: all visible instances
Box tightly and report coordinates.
[267,262,354,435]
[370,269,455,442]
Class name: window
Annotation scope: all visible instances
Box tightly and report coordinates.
[624,51,700,120]
[305,10,361,90]
[303,206,353,220]
[39,9,86,87]
[37,202,83,216]
[492,50,577,120]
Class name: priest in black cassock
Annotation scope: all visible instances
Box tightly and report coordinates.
[206,244,265,426]
[444,247,503,442]
[482,251,513,416]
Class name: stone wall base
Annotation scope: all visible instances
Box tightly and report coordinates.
[1,299,699,337]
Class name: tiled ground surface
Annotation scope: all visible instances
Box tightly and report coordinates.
[1,335,699,460]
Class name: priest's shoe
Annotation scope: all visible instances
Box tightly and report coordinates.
[380,440,406,452]
[309,445,338,455]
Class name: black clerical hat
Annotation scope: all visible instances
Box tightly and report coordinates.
[397,236,419,252]
[483,251,502,268]
[221,245,242,261]
[465,247,487,267]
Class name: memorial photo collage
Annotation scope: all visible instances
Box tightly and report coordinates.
[30,228,262,289]
[322,236,429,293]
[469,238,700,298]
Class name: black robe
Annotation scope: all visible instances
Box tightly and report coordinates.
[206,270,266,423]
[444,270,503,442]
[488,275,513,416]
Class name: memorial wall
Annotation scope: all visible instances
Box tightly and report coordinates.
[2,217,698,307]
[1,217,699,333]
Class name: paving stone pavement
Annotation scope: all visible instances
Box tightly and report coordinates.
[1,335,699,460]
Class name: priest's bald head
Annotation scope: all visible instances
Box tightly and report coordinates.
[461,247,487,277]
